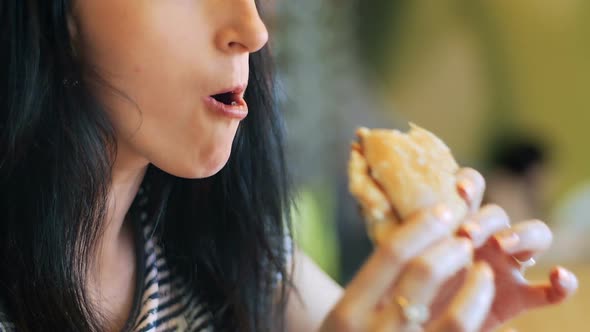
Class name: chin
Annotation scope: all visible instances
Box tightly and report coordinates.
[151,125,239,179]
[163,147,233,180]
[197,154,231,178]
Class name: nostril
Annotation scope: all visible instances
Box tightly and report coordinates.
[227,41,248,52]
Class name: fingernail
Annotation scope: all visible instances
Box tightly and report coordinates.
[557,267,576,289]
[557,268,569,288]
[460,221,480,240]
[458,179,475,200]
[495,231,520,251]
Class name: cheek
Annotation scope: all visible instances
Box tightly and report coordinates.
[177,116,241,178]
[107,95,241,179]
[79,0,239,178]
[130,106,239,178]
[76,0,236,178]
[97,62,240,178]
[77,0,212,74]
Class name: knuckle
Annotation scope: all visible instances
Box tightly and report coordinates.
[440,315,468,332]
[406,239,473,285]
[455,238,474,256]
[444,241,473,276]
[407,257,438,281]
[378,240,407,264]
[328,304,360,331]
[419,213,448,237]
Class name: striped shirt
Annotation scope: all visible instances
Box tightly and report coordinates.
[127,208,214,332]
[0,186,215,332]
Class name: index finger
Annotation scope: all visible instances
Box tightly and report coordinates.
[340,205,455,318]
[456,167,486,213]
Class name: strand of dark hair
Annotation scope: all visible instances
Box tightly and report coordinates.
[0,0,293,331]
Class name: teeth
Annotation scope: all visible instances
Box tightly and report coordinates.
[231,101,238,106]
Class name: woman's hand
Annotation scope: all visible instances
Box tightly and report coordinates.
[319,168,577,332]
[450,168,578,331]
[319,204,496,332]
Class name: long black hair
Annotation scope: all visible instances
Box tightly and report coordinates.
[0,1,293,331]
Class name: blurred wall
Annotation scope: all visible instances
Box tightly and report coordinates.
[368,0,590,212]
[274,2,590,327]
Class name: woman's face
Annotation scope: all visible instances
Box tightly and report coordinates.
[73,0,268,178]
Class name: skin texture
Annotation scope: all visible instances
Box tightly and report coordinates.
[70,0,267,330]
[310,169,578,332]
[69,1,576,330]
[73,0,268,180]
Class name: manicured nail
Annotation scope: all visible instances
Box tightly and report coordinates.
[460,221,481,240]
[557,268,568,288]
[557,267,577,289]
[495,231,520,251]
[458,179,475,201]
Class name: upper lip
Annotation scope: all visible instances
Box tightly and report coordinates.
[209,83,247,99]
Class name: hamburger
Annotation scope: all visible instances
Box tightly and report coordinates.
[348,124,468,244]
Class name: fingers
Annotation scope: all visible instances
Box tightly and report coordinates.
[427,262,495,332]
[522,266,578,308]
[373,238,474,330]
[492,219,553,256]
[395,238,474,306]
[458,204,510,247]
[456,168,486,213]
[341,205,455,318]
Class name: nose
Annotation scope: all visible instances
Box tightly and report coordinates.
[214,0,269,54]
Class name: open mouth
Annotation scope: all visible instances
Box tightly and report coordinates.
[204,84,248,119]
[211,91,242,106]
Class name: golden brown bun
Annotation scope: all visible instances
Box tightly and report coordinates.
[349,124,467,243]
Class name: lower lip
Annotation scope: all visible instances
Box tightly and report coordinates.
[203,96,248,120]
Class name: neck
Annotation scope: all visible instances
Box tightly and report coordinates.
[103,148,149,256]
[89,142,149,329]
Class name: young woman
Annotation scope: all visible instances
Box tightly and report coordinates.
[0,1,577,331]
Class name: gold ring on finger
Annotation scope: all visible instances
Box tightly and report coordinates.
[396,295,430,328]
